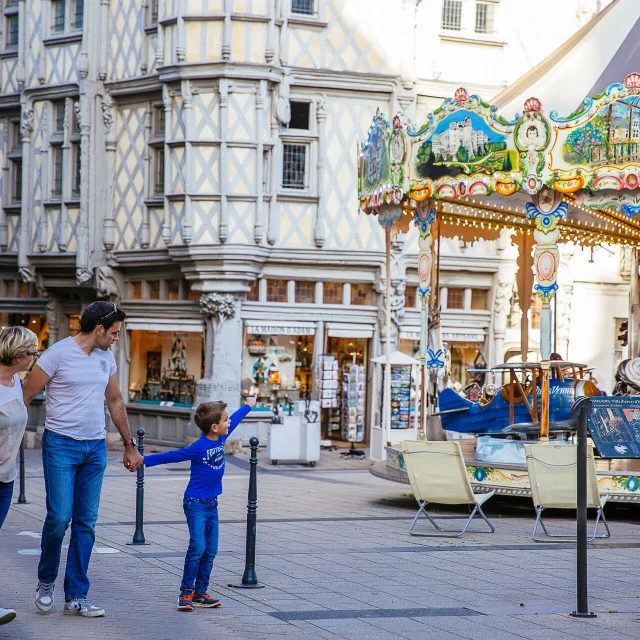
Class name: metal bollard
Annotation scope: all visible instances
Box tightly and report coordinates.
[570,396,596,618]
[230,437,264,589]
[128,428,149,546]
[16,436,28,504]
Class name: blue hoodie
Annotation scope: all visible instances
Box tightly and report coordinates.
[144,404,251,499]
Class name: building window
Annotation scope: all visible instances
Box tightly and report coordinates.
[323,282,343,305]
[148,0,159,24]
[405,285,417,308]
[295,281,315,304]
[282,143,307,189]
[51,146,63,199]
[247,280,259,302]
[167,279,181,301]
[291,0,314,15]
[73,0,84,30]
[441,0,462,30]
[128,330,202,406]
[51,0,83,33]
[351,283,373,306]
[72,145,81,198]
[471,289,488,310]
[447,287,465,309]
[266,279,288,303]
[288,102,310,130]
[150,105,165,198]
[147,281,160,300]
[8,119,22,204]
[54,101,65,133]
[52,0,65,32]
[475,1,495,34]
[130,281,142,300]
[1,279,16,297]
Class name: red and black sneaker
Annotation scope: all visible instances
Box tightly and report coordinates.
[192,592,221,608]
[177,589,194,612]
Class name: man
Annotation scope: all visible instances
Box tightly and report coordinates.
[23,301,143,617]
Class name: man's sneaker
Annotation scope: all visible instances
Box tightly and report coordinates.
[35,582,55,613]
[0,608,16,625]
[193,592,221,608]
[63,598,105,617]
[177,589,194,612]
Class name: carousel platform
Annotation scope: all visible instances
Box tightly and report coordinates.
[370,439,640,503]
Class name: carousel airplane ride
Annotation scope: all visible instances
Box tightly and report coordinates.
[358,67,640,501]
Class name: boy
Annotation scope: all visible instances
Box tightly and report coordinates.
[144,396,256,611]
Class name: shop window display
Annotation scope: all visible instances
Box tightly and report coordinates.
[0,312,49,351]
[321,337,368,441]
[128,330,202,406]
[242,333,314,410]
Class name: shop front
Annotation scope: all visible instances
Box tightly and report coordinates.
[241,320,374,444]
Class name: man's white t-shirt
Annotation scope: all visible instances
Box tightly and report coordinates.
[36,336,117,440]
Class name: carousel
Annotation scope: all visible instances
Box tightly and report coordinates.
[359,14,640,501]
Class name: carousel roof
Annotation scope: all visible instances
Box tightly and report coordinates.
[495,0,640,119]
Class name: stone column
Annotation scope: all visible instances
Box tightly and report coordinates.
[196,293,243,420]
[254,80,266,244]
[161,85,172,244]
[102,94,117,251]
[314,95,327,248]
[219,79,229,242]
[18,99,34,283]
[181,80,194,243]
[75,97,93,285]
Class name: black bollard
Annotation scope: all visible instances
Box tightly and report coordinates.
[16,436,28,504]
[128,428,149,546]
[230,436,264,589]
[570,396,596,618]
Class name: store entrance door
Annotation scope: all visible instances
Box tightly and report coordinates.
[321,337,369,443]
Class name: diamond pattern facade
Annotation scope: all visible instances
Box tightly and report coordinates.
[113,107,147,250]
[109,0,145,80]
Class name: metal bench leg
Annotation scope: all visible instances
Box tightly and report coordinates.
[409,503,495,537]
[588,507,611,541]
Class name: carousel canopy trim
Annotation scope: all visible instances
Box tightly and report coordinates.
[358,75,640,247]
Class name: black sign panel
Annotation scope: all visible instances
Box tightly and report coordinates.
[588,396,640,458]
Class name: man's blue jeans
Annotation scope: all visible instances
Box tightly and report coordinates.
[38,430,107,600]
[181,498,219,593]
[0,480,14,529]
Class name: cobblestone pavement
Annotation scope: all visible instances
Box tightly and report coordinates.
[2,448,640,639]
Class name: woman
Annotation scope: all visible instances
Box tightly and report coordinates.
[0,326,39,626]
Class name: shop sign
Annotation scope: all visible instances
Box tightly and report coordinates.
[246,324,315,336]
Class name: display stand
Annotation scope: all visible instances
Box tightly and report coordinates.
[341,362,366,459]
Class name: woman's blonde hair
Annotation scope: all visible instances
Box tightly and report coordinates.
[0,326,39,366]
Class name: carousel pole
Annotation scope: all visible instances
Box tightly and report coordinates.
[385,224,392,448]
[528,188,565,442]
[415,199,434,439]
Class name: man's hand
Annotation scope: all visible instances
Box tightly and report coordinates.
[124,446,143,472]
[245,394,257,409]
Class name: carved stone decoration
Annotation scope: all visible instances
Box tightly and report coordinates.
[75,267,93,286]
[199,293,236,330]
[21,109,34,138]
[102,97,115,140]
[95,266,122,301]
[18,266,35,283]
[275,70,291,126]
[46,299,58,346]
[620,246,633,279]
[74,101,82,128]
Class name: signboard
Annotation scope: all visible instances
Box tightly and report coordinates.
[588,397,640,458]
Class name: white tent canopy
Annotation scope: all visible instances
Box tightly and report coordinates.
[495,0,640,119]
[371,351,420,366]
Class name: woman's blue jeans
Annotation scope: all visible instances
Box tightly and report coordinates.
[38,429,107,600]
[181,497,219,593]
[0,480,14,529]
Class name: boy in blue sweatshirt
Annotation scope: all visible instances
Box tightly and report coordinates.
[144,396,255,611]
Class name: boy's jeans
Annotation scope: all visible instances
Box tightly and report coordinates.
[38,429,107,600]
[0,480,14,529]
[181,497,219,593]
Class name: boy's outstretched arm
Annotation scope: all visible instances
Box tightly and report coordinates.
[227,396,256,437]
[144,440,202,468]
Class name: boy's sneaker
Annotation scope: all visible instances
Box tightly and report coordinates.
[35,581,55,612]
[177,589,194,612]
[193,592,221,608]
[0,608,16,625]
[63,598,105,617]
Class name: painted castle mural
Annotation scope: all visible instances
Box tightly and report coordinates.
[415,110,515,179]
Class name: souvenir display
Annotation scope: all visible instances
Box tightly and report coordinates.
[342,364,365,442]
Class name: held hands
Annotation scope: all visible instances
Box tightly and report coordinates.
[124,446,144,472]
[245,394,257,409]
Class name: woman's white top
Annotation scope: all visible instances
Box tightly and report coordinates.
[0,373,28,483]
